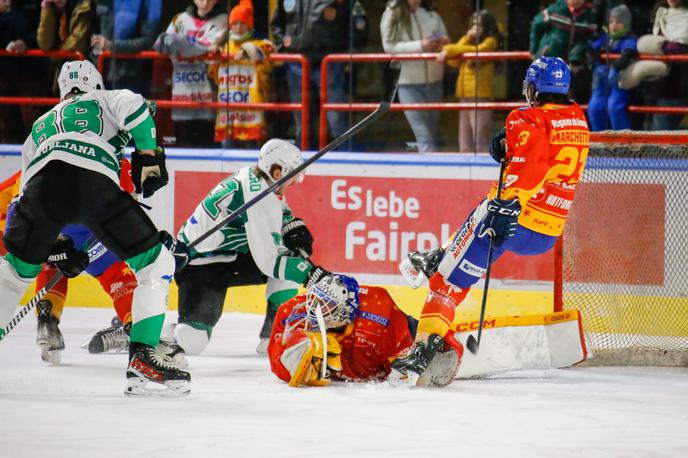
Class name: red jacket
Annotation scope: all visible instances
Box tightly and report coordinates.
[268,285,414,382]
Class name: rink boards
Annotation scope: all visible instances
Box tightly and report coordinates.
[1,146,681,321]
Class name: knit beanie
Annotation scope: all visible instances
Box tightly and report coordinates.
[229,0,254,29]
[609,4,631,33]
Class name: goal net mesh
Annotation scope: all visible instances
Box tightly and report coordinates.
[560,131,688,366]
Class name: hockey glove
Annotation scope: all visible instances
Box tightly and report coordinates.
[489,127,507,163]
[159,231,190,273]
[47,235,89,278]
[478,198,521,246]
[280,330,342,387]
[305,265,330,289]
[281,218,314,256]
[132,146,168,198]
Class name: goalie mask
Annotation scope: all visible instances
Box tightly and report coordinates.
[258,139,304,184]
[305,275,360,329]
[58,60,104,100]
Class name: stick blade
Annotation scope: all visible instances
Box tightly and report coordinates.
[466,335,479,355]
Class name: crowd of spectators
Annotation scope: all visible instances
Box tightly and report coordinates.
[1,0,687,151]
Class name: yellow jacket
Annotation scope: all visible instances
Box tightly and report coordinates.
[37,1,94,54]
[444,35,498,99]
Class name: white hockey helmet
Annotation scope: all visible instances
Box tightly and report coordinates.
[305,274,360,329]
[258,139,304,184]
[58,60,104,100]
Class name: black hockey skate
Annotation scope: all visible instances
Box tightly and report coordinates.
[256,307,277,355]
[125,342,191,397]
[36,300,65,364]
[86,316,130,354]
[390,334,445,386]
[408,248,445,279]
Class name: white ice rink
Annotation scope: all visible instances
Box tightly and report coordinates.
[1,307,687,458]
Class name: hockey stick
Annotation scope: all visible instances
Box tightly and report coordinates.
[465,159,507,355]
[0,237,98,342]
[187,61,401,250]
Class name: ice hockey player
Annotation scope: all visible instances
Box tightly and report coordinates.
[161,138,329,364]
[268,274,463,387]
[393,57,590,383]
[0,60,189,396]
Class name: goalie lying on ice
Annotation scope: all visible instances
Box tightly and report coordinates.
[268,274,463,387]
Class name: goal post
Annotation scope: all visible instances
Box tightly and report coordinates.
[555,130,688,367]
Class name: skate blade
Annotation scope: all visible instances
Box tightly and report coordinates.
[256,338,269,355]
[124,378,191,397]
[40,348,62,364]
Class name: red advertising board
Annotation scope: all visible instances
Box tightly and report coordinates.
[174,170,554,281]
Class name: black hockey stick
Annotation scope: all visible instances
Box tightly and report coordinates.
[187,61,401,250]
[0,237,97,342]
[466,159,507,355]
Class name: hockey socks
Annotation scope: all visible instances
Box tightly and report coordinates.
[417,272,469,340]
[97,261,136,325]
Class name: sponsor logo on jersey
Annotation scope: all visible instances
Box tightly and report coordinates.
[550,118,588,129]
[359,310,389,327]
[504,174,519,188]
[511,156,526,163]
[545,195,572,210]
[88,242,107,262]
[459,259,485,277]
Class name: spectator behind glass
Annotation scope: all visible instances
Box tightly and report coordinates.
[438,9,503,153]
[381,0,448,153]
[587,5,638,131]
[637,0,688,130]
[0,0,43,143]
[154,0,228,147]
[37,0,97,94]
[271,0,366,150]
[209,0,273,149]
[529,0,597,102]
[90,0,162,96]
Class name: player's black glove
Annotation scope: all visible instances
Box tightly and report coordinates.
[132,146,168,198]
[305,265,331,288]
[489,128,507,163]
[47,235,89,278]
[281,218,314,256]
[478,198,521,246]
[159,231,190,273]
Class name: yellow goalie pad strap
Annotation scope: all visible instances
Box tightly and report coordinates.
[418,314,452,339]
[288,332,343,387]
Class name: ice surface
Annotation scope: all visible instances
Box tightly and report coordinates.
[1,307,687,458]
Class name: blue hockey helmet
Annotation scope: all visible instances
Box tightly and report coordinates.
[522,57,571,97]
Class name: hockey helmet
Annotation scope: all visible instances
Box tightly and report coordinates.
[522,57,571,97]
[58,60,104,100]
[258,139,304,184]
[306,274,360,329]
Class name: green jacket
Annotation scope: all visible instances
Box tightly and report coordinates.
[529,0,597,64]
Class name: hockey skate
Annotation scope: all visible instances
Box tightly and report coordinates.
[84,316,130,354]
[399,248,444,288]
[125,342,191,397]
[389,334,445,387]
[256,307,277,355]
[36,300,65,364]
[156,337,189,369]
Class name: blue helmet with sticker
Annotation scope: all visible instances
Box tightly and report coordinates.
[522,57,571,97]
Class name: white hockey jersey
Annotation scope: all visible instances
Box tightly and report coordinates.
[21,89,156,191]
[178,166,311,284]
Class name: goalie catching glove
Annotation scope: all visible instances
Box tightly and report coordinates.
[280,330,342,387]
[132,146,168,198]
[281,217,313,256]
[478,198,521,246]
[47,235,89,278]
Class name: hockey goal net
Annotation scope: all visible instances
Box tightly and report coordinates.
[555,130,688,366]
